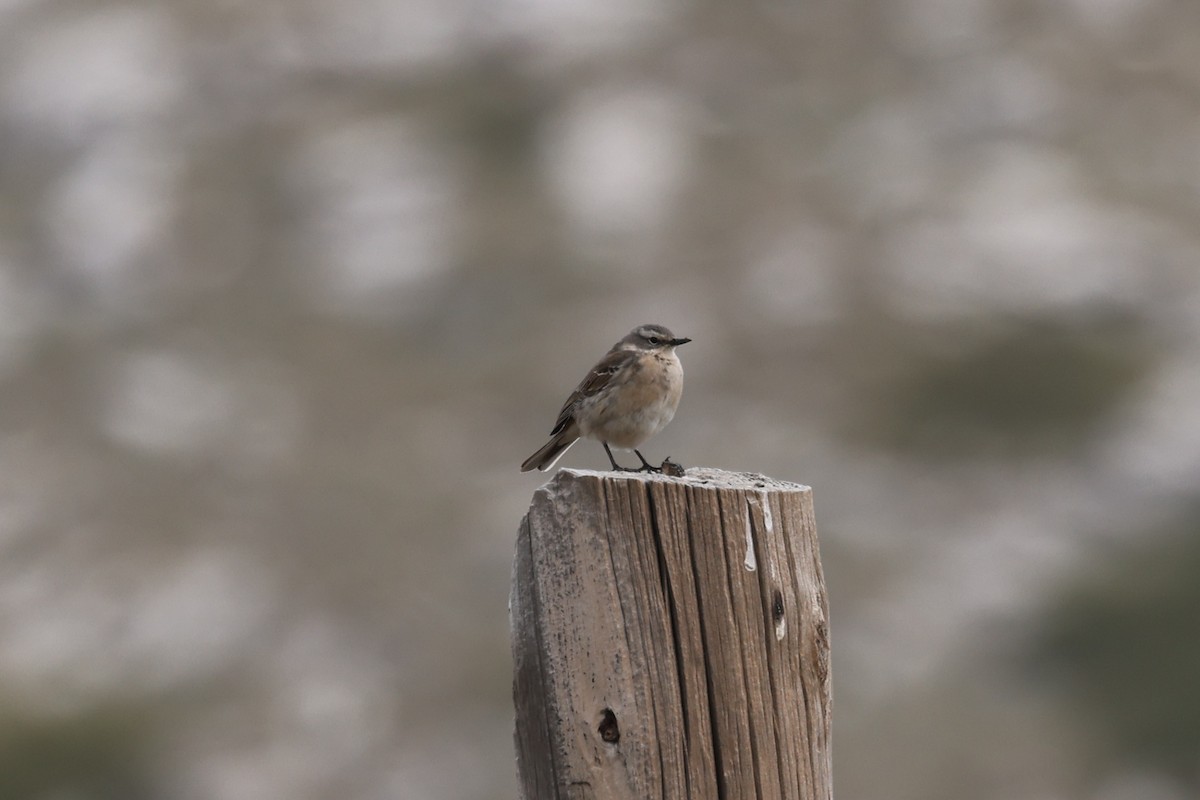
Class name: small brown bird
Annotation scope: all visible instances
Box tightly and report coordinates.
[521,324,691,472]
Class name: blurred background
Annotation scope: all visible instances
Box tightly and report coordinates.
[1,0,1199,798]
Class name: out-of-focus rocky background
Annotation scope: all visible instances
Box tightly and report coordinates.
[1,0,1199,798]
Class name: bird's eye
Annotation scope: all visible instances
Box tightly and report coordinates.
[647,337,660,345]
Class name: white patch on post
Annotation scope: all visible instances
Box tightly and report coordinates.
[743,497,758,572]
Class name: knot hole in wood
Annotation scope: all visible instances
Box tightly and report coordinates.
[597,708,620,743]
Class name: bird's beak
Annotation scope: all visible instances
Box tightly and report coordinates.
[671,337,692,346]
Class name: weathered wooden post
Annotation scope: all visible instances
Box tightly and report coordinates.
[511,468,832,800]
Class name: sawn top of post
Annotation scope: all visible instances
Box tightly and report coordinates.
[542,467,811,494]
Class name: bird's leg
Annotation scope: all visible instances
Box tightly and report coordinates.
[603,442,638,472]
[633,449,662,473]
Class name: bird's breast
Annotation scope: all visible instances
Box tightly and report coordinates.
[579,351,684,449]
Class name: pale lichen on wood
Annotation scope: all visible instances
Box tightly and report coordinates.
[511,468,832,800]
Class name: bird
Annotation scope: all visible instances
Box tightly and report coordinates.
[521,323,691,473]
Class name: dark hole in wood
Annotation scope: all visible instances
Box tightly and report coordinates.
[598,708,620,743]
[772,589,785,624]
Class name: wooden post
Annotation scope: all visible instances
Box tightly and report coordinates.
[511,468,832,800]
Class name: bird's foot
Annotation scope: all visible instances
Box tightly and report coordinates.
[633,449,664,473]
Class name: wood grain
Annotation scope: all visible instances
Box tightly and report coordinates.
[511,468,831,800]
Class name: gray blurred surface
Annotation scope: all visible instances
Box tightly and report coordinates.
[1,0,1199,798]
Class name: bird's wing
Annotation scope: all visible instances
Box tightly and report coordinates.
[548,348,637,436]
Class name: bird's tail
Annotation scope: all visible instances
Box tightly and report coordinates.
[520,433,578,472]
